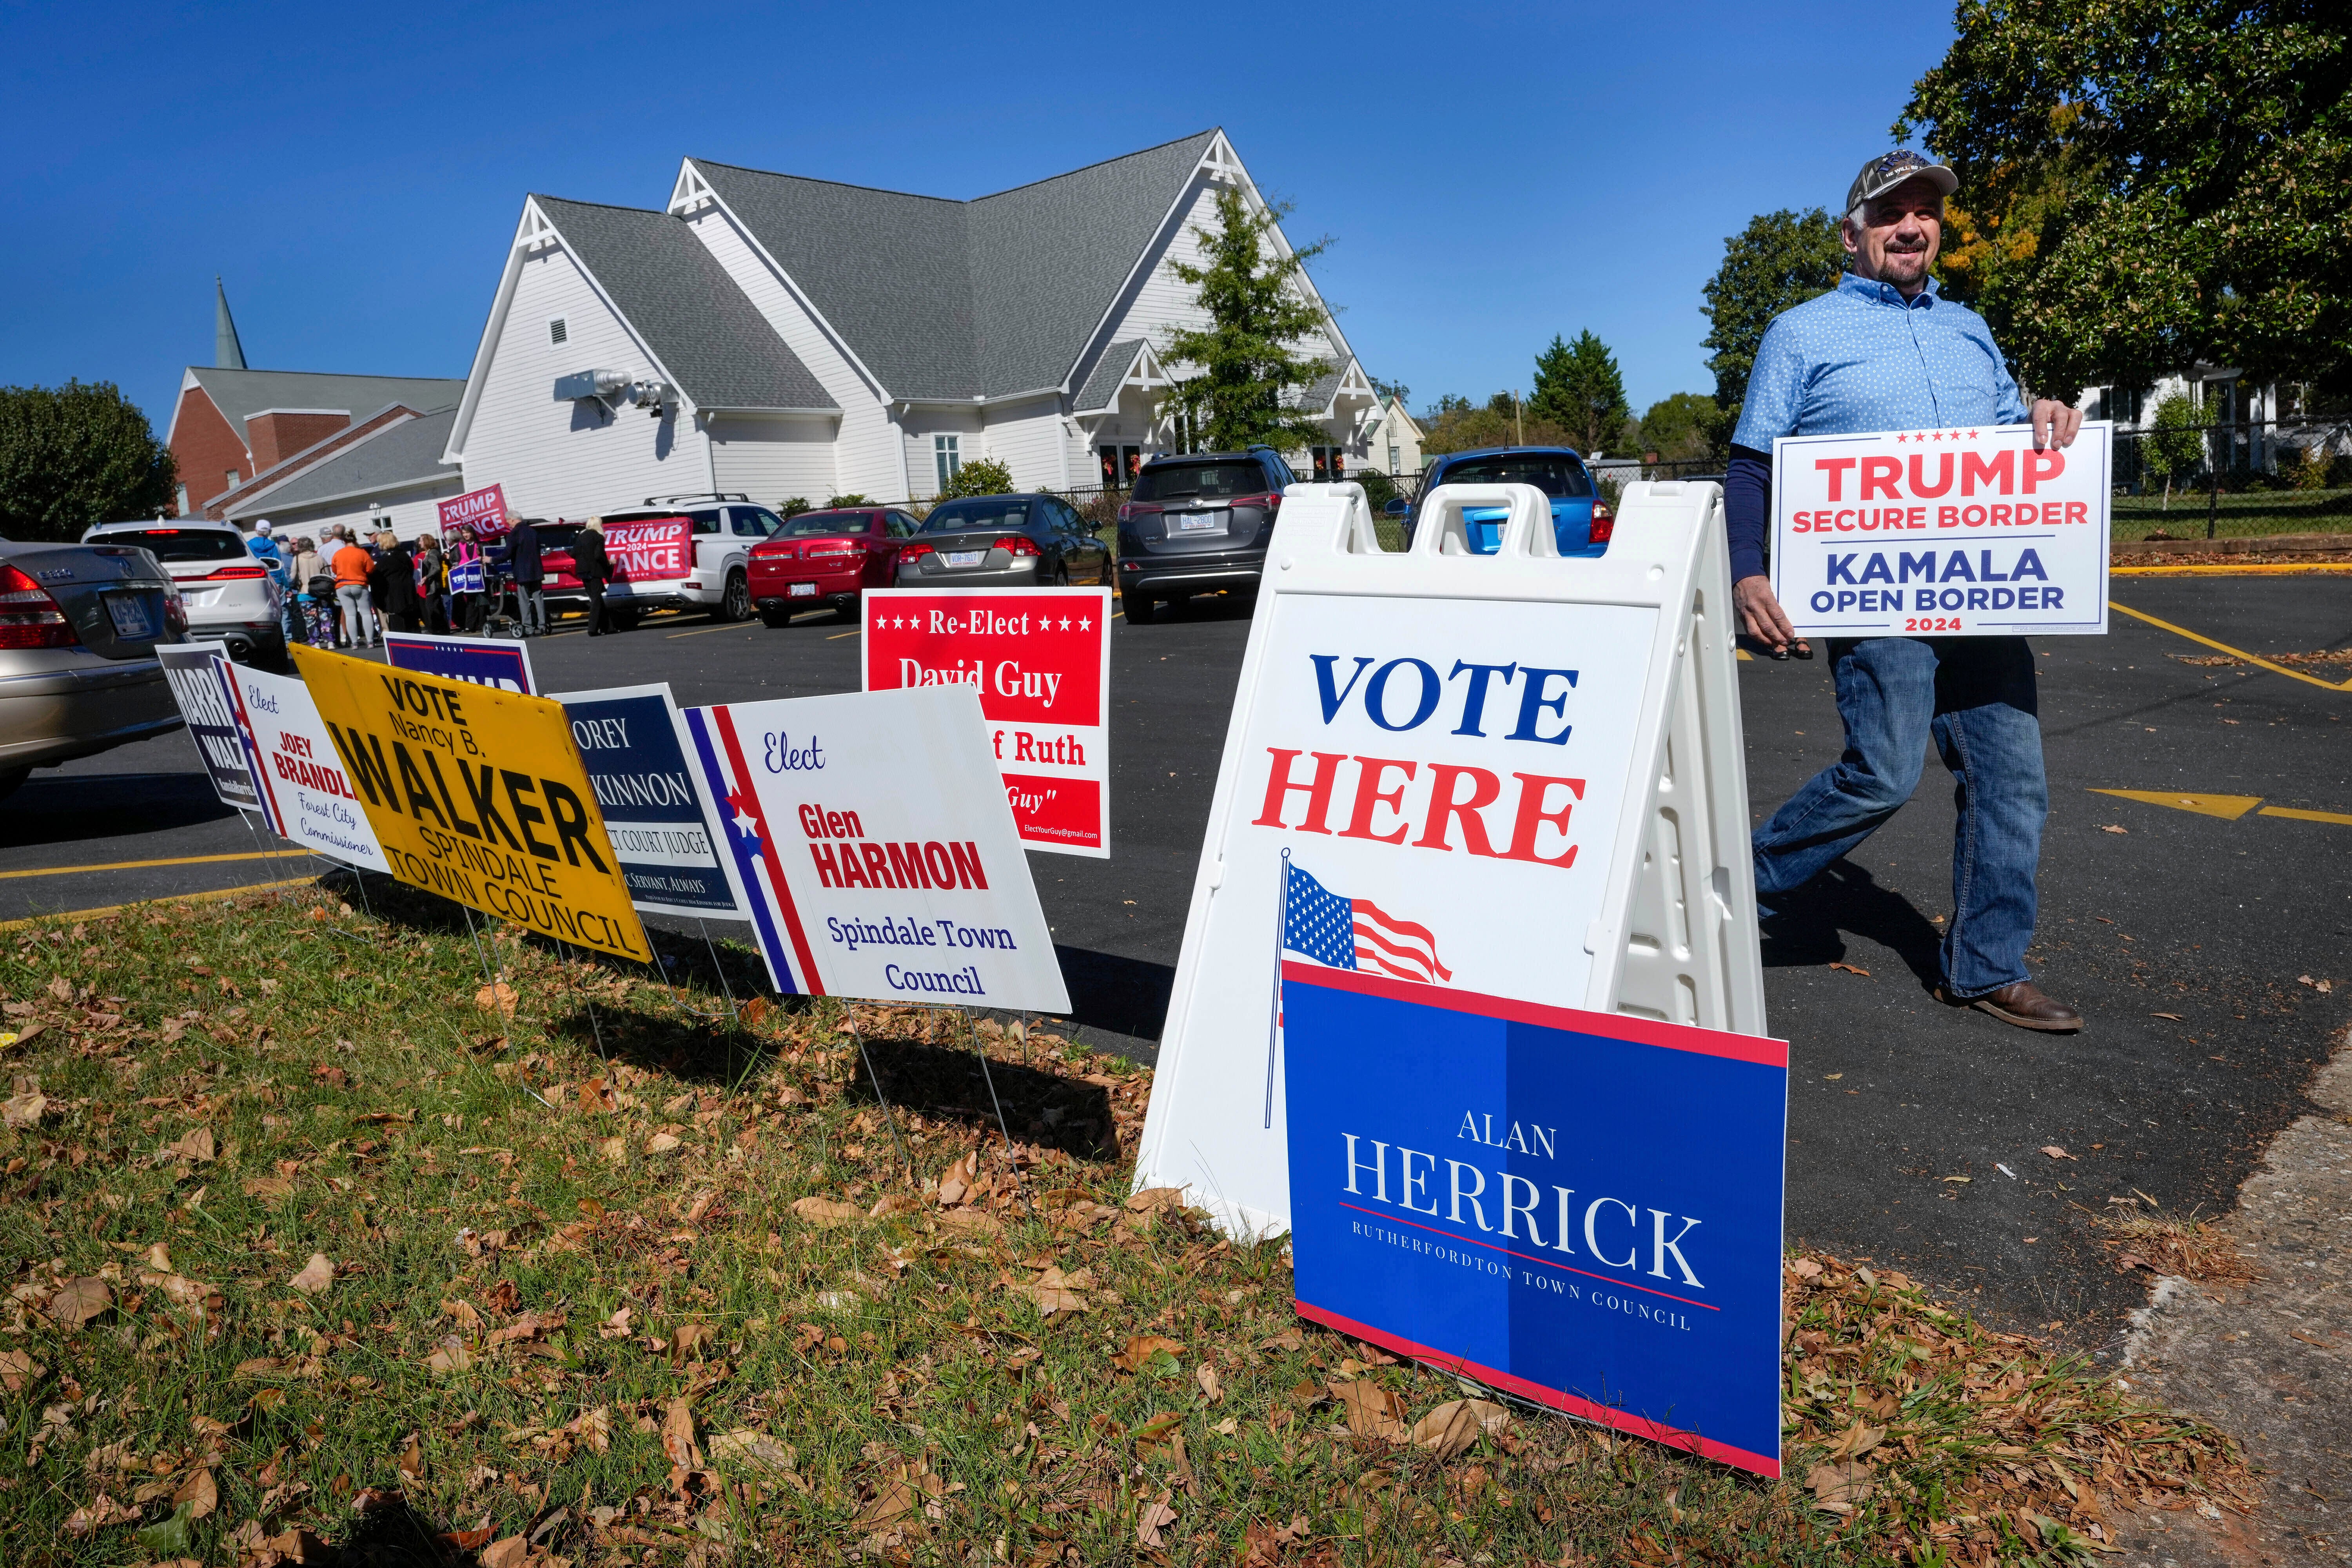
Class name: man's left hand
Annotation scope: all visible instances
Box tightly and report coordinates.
[2030,398,2083,450]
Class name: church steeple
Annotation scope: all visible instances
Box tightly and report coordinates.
[214,276,247,370]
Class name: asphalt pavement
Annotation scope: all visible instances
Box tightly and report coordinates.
[4,578,2346,1340]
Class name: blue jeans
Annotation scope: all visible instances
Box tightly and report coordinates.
[1752,636,2046,995]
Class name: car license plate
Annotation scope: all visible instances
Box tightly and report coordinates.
[944,550,985,567]
[103,592,155,639]
[788,582,818,597]
[1174,513,1223,533]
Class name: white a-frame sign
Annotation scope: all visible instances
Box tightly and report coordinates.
[1134,480,1768,1239]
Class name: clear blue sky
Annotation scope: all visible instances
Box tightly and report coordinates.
[0,1,1956,439]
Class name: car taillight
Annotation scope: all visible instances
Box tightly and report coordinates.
[993,535,1040,558]
[203,564,270,580]
[1119,502,1160,523]
[164,585,188,634]
[0,564,81,649]
[1238,493,1279,512]
[900,542,935,561]
[1589,503,1615,545]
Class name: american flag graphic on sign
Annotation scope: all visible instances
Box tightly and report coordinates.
[1282,862,1453,984]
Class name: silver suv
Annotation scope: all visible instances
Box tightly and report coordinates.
[80,519,283,664]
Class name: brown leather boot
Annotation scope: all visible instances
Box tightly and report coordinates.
[1940,980,2083,1032]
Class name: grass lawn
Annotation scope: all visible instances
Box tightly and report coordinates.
[0,881,2245,1566]
[2111,486,2352,542]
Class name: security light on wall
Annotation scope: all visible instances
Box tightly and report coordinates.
[554,368,637,410]
[627,379,675,417]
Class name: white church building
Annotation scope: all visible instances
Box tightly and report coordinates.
[442,130,1383,518]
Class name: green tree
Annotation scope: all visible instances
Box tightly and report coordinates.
[1161,185,1333,453]
[2138,392,2207,508]
[777,496,813,517]
[934,456,1015,500]
[1896,0,2352,393]
[1700,209,1846,439]
[0,381,177,541]
[1530,332,1632,455]
[1638,392,1725,463]
[826,493,871,508]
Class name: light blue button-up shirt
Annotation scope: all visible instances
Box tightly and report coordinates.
[1732,274,2029,447]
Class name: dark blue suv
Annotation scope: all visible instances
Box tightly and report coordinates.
[1388,447,1615,556]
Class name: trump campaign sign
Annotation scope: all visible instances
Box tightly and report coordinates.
[681,685,1069,1012]
[1285,973,1787,1475]
[862,588,1112,857]
[1772,421,2112,638]
[437,483,511,541]
[222,662,389,871]
[604,517,692,584]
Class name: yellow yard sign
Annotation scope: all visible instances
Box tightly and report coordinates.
[293,646,650,962]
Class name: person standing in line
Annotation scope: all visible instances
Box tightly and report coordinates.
[1726,149,2085,1033]
[371,532,421,633]
[494,513,546,636]
[413,536,448,633]
[330,528,379,648]
[572,517,613,636]
[248,520,300,649]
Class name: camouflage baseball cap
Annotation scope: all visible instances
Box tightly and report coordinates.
[1846,149,1957,214]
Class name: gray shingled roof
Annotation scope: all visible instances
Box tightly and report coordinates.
[1073,340,1147,412]
[691,131,1220,402]
[223,408,460,520]
[534,196,837,413]
[189,368,465,445]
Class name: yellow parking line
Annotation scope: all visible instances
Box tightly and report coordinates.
[0,877,318,932]
[2107,600,2352,692]
[826,629,862,641]
[666,621,764,639]
[2258,806,2352,827]
[2111,563,2352,576]
[0,849,288,882]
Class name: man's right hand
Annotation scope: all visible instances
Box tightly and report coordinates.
[1735,573,1803,653]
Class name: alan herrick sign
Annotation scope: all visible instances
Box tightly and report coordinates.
[1284,969,1789,1476]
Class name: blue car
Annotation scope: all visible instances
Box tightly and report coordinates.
[1387,447,1615,557]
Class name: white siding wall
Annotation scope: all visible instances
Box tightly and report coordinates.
[707,416,840,508]
[903,408,985,501]
[981,398,1067,492]
[685,209,907,501]
[1094,177,1221,384]
[457,245,711,518]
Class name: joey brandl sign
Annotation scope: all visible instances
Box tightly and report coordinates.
[1771,421,2112,637]
[293,646,648,962]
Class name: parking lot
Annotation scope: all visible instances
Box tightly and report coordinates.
[4,575,2346,1341]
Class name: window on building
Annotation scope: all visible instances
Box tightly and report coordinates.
[1310,447,1345,481]
[1387,443,1401,473]
[548,318,568,346]
[225,470,240,490]
[174,485,189,516]
[1097,445,1142,487]
[935,434,961,492]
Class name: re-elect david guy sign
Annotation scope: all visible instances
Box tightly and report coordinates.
[1285,968,1788,1476]
[1771,421,2111,638]
[294,646,649,962]
[862,588,1112,857]
[552,683,747,920]
[682,685,1069,1012]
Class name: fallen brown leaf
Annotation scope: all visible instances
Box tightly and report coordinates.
[49,1276,112,1329]
[474,982,517,1018]
[1112,1334,1184,1374]
[1332,1379,1407,1441]
[169,1126,215,1162]
[288,1253,336,1296]
[661,1398,701,1469]
[1,1090,47,1129]
[2040,1145,2077,1160]
[1808,1459,1875,1511]
[1135,1492,1177,1549]
[791,1196,862,1227]
[1409,1398,1512,1460]
[1827,962,1871,977]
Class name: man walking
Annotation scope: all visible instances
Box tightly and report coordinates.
[1726,149,2085,1032]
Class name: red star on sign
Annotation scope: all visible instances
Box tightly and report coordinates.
[1930,430,1943,441]
[1896,432,1909,443]
[1968,430,1980,439]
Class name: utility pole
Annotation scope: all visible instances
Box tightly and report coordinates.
[1513,391,1524,448]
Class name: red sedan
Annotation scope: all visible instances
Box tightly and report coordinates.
[746,507,922,626]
